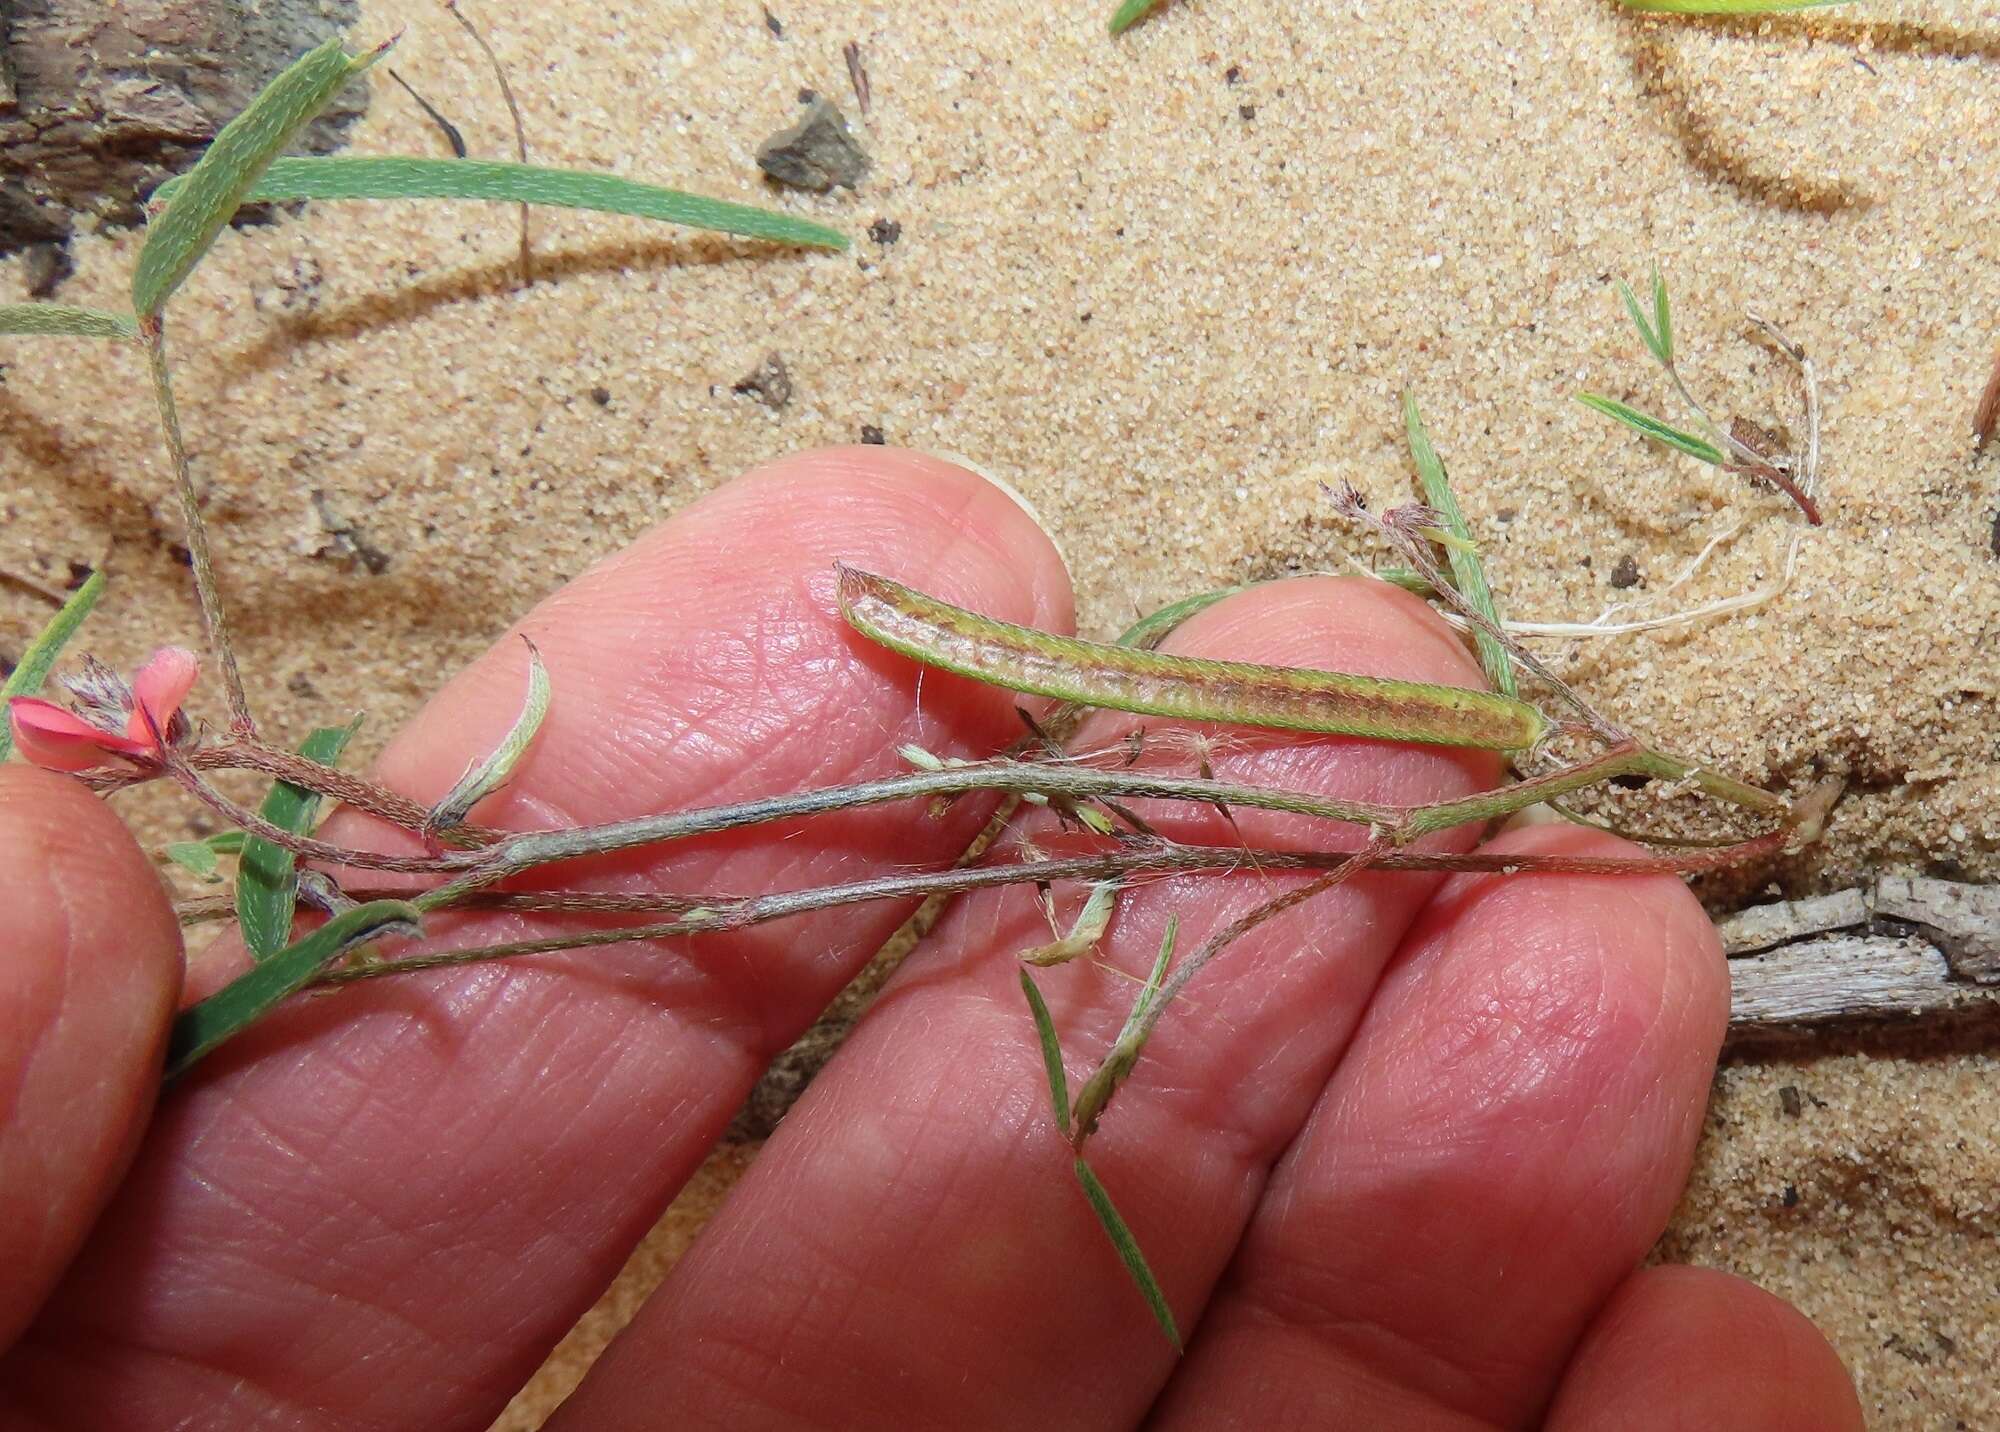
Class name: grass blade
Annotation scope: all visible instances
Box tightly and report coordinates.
[166,899,422,1078]
[1651,268,1673,365]
[134,37,382,316]
[1402,394,1516,696]
[1617,280,1666,367]
[1019,970,1072,1136]
[1117,916,1177,1041]
[1110,0,1169,34]
[1074,1159,1180,1348]
[157,155,849,251]
[1576,393,1726,465]
[0,304,139,339]
[838,566,1547,750]
[236,718,362,959]
[0,569,106,762]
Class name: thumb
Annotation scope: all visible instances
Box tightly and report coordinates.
[0,766,182,1347]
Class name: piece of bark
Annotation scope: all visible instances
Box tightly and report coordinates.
[0,0,367,262]
[1725,933,2000,1053]
[1717,888,1870,956]
[1871,876,2000,983]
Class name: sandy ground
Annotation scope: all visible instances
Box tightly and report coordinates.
[3,0,1996,1425]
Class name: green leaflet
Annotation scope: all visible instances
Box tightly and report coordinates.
[236,719,362,959]
[0,304,139,339]
[1110,0,1169,34]
[1402,394,1516,697]
[1576,393,1727,465]
[156,155,849,252]
[166,899,422,1078]
[1019,970,1073,1137]
[134,37,379,315]
[1074,1160,1180,1348]
[0,569,106,762]
[837,565,1547,751]
[427,641,550,831]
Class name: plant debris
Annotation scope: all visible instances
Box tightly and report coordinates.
[387,69,467,158]
[1976,344,2000,451]
[308,489,391,575]
[844,41,871,116]
[756,99,870,193]
[731,351,792,411]
[1610,554,1641,589]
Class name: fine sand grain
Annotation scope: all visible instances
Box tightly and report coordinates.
[3,1,1995,1426]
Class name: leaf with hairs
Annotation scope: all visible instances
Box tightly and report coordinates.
[428,640,549,831]
[1576,393,1726,465]
[0,569,106,762]
[166,899,422,1078]
[1651,268,1673,364]
[1402,394,1515,696]
[237,718,362,959]
[1074,1159,1181,1348]
[0,305,139,339]
[156,156,848,251]
[1019,971,1072,1136]
[134,36,385,315]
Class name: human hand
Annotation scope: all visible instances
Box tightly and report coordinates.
[0,449,1863,1429]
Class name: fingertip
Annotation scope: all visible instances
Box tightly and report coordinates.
[0,766,182,1343]
[1549,1265,1865,1432]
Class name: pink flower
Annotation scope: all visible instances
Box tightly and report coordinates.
[8,647,199,772]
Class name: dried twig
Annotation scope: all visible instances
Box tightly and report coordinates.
[446,0,532,285]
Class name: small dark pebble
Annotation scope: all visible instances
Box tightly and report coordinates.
[1610,554,1641,589]
[1494,507,1517,523]
[1224,65,1241,84]
[732,351,793,411]
[1990,511,1999,558]
[590,385,612,407]
[287,671,320,699]
[1781,1184,1800,1208]
[860,424,886,445]
[796,87,816,104]
[867,217,901,245]
[1238,103,1257,121]
[758,99,871,192]
[1779,1085,1803,1118]
[66,560,95,590]
[764,7,783,36]
[1578,555,1592,569]
[22,242,72,299]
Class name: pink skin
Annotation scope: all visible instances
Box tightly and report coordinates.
[0,449,1859,1429]
[7,647,198,772]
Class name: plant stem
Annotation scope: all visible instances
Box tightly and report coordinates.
[143,317,253,734]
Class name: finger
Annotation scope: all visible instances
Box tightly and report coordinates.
[1151,824,1728,1430]
[553,575,1503,1431]
[1,449,1068,1430]
[1546,1265,1864,1432]
[0,767,181,1346]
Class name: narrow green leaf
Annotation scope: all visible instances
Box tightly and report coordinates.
[1403,394,1516,696]
[237,718,362,959]
[164,841,222,880]
[1119,915,1177,1039]
[1074,1159,1181,1348]
[0,304,139,339]
[0,569,106,762]
[428,640,549,830]
[839,566,1548,751]
[166,899,422,1078]
[158,155,849,252]
[1019,971,1072,1137]
[1616,280,1667,368]
[1109,0,1169,34]
[207,830,248,854]
[134,36,382,315]
[1576,393,1727,465]
[1617,0,1851,11]
[1651,268,1673,366]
